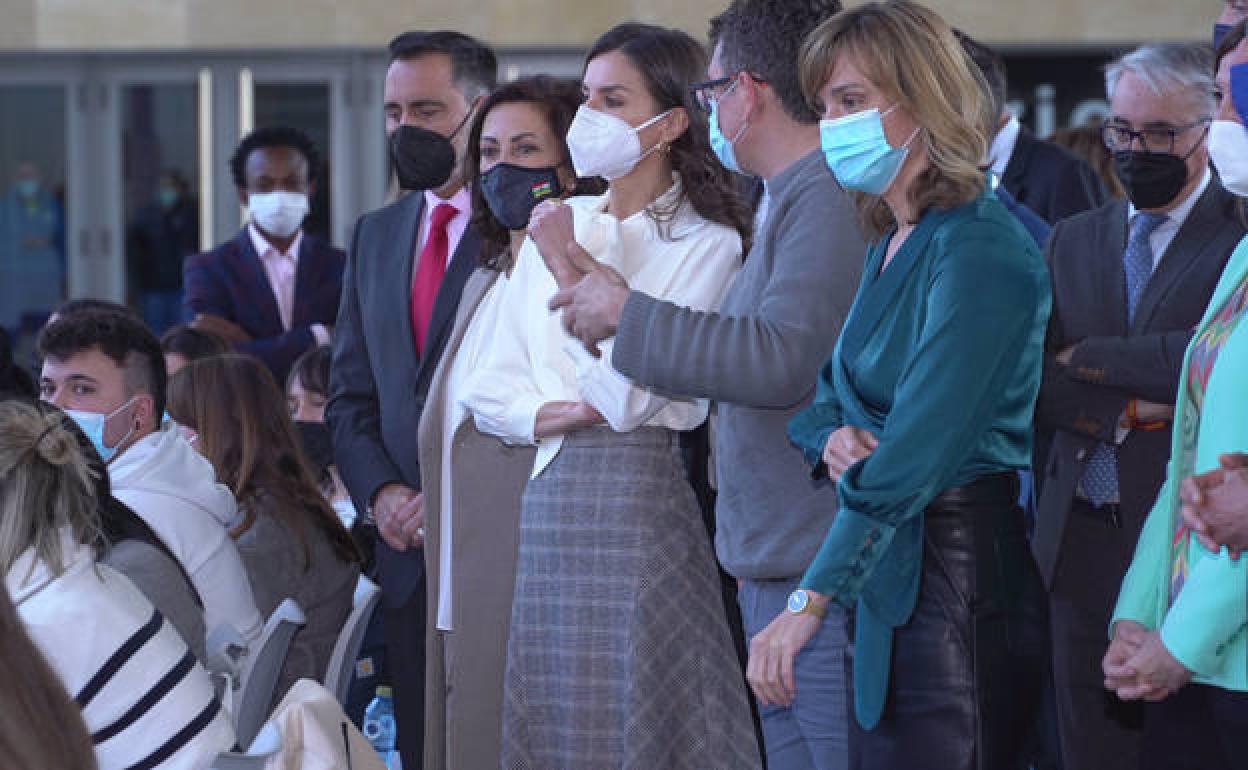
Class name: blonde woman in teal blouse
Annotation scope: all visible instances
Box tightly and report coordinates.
[749,4,1051,768]
[1102,26,1248,769]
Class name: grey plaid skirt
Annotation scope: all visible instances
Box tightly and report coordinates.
[500,426,761,770]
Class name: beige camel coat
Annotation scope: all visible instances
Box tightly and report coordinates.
[418,266,535,770]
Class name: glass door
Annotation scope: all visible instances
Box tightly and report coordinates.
[115,79,203,334]
[0,83,71,338]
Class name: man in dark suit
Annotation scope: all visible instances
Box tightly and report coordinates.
[965,37,1109,225]
[325,30,496,770]
[183,126,343,384]
[1031,43,1243,770]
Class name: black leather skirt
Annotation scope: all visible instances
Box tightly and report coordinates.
[849,472,1048,770]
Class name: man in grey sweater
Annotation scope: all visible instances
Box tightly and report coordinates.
[543,2,863,767]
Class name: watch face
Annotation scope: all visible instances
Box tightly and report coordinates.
[787,590,807,613]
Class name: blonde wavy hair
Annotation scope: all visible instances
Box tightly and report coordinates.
[0,400,104,579]
[799,1,991,237]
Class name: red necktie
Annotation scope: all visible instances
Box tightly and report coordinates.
[410,202,456,355]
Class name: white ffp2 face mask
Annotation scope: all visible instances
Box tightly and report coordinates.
[565,105,672,181]
[248,191,309,238]
[1209,119,1248,197]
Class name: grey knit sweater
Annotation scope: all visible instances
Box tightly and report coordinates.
[612,149,866,579]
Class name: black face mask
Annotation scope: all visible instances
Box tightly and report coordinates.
[389,109,474,191]
[1112,150,1190,210]
[293,420,334,479]
[480,163,565,231]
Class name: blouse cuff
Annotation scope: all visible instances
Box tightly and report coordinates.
[800,507,896,607]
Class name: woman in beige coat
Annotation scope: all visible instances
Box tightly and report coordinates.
[417,75,603,770]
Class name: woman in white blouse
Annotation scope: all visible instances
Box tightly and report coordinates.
[416,74,603,770]
[461,22,761,769]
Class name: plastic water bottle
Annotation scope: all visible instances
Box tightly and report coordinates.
[362,686,399,769]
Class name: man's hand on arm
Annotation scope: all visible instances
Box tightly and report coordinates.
[549,267,630,357]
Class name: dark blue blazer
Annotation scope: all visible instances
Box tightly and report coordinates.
[325,193,479,608]
[183,228,345,383]
[994,182,1051,248]
[1001,128,1108,226]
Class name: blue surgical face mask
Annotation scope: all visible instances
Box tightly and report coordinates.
[65,397,137,463]
[14,179,39,198]
[819,105,919,195]
[709,81,748,173]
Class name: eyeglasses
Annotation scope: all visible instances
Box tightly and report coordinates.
[1101,118,1211,154]
[689,72,765,112]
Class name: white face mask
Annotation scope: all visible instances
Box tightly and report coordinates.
[1208,119,1248,197]
[565,105,673,180]
[248,191,309,239]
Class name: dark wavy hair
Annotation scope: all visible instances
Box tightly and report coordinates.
[167,354,358,570]
[586,23,752,249]
[465,76,606,270]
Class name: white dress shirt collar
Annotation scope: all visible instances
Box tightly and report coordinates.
[988,114,1022,177]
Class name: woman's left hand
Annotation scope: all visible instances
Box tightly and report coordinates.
[1115,630,1190,702]
[746,594,828,707]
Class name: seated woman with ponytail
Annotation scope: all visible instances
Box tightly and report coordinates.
[0,398,234,769]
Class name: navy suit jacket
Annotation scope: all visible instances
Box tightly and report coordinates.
[183,227,345,383]
[1002,128,1109,225]
[325,193,479,608]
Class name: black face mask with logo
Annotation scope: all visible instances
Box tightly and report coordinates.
[1112,150,1190,210]
[480,163,565,231]
[389,108,474,191]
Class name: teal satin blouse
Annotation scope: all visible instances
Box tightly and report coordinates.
[787,186,1051,728]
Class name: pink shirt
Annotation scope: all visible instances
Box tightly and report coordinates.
[412,187,473,287]
[248,224,329,346]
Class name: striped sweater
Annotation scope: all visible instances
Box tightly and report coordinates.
[8,535,234,769]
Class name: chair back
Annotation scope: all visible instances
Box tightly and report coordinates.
[211,721,281,769]
[324,576,381,705]
[235,599,306,748]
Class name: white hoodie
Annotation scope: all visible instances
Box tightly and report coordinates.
[109,427,264,644]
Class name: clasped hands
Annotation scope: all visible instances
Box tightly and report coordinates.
[1103,620,1190,702]
[527,200,629,356]
[372,482,424,551]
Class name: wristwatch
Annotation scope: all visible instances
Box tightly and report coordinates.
[786,588,827,619]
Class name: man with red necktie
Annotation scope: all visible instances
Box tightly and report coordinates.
[326,30,496,770]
